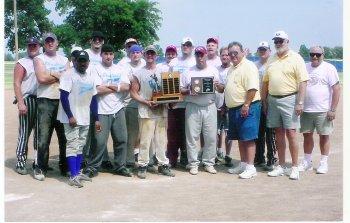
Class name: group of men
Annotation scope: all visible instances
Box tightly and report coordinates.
[13,30,339,187]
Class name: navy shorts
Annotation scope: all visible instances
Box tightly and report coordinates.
[227,101,261,141]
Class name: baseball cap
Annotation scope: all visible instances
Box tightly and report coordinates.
[101,44,115,53]
[25,37,40,45]
[194,46,207,54]
[71,46,83,57]
[130,45,142,53]
[125,38,138,45]
[258,41,270,49]
[165,45,177,53]
[91,31,105,39]
[272,30,289,40]
[42,33,57,41]
[76,50,89,61]
[207,37,219,45]
[144,45,157,54]
[181,37,193,45]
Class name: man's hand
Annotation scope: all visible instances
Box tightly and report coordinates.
[95,121,102,132]
[69,117,77,128]
[295,104,304,116]
[240,105,249,118]
[17,103,28,115]
[327,111,336,121]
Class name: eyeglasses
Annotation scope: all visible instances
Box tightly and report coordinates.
[146,51,156,55]
[274,39,284,44]
[28,44,38,47]
[309,53,322,58]
[228,51,239,56]
[182,43,192,47]
[92,37,103,42]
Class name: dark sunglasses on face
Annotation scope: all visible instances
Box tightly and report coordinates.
[28,44,38,47]
[228,51,239,56]
[182,43,192,47]
[274,39,284,44]
[93,37,103,42]
[146,51,156,55]
[310,53,322,58]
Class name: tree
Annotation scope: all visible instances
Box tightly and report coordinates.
[333,46,343,59]
[5,0,54,52]
[54,0,162,55]
[298,44,309,58]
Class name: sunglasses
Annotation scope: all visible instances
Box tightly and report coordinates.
[274,39,284,44]
[182,43,192,47]
[92,37,103,42]
[28,44,38,47]
[146,51,156,55]
[228,51,239,56]
[310,53,322,58]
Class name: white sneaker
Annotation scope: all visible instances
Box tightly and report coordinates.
[289,166,300,180]
[228,165,245,174]
[239,168,257,179]
[298,160,313,172]
[267,165,287,177]
[204,165,217,174]
[189,166,199,175]
[316,161,328,174]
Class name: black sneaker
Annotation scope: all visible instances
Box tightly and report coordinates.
[147,165,157,173]
[254,159,266,168]
[224,155,234,167]
[16,166,28,175]
[33,167,45,181]
[137,166,147,179]
[113,167,133,177]
[158,165,175,177]
[101,160,114,171]
[83,168,98,178]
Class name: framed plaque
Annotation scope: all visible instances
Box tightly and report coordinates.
[191,76,214,94]
[151,72,184,104]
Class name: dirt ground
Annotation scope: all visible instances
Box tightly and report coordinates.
[4,89,343,222]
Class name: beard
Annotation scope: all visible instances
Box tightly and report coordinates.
[275,44,288,55]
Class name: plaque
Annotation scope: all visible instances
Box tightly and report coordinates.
[151,72,184,104]
[191,76,214,94]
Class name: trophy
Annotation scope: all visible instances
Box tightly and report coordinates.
[191,76,215,94]
[151,72,184,104]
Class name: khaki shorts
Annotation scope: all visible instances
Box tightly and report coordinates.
[300,112,333,135]
[266,94,300,129]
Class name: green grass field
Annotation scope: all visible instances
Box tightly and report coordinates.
[3,62,343,90]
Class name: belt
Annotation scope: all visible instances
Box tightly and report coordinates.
[229,100,260,111]
[269,92,297,99]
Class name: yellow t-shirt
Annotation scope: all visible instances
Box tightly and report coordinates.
[263,50,309,95]
[225,58,260,108]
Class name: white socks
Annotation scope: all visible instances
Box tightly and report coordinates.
[304,153,312,163]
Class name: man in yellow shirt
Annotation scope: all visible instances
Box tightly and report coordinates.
[217,41,261,179]
[261,30,309,180]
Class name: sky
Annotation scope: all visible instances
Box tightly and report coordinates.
[44,0,343,53]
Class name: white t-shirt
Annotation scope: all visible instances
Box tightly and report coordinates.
[156,62,171,73]
[57,68,97,125]
[215,65,231,108]
[134,67,167,118]
[17,56,38,98]
[92,63,130,114]
[207,56,222,68]
[120,61,145,108]
[304,61,339,112]
[181,65,221,106]
[117,56,146,69]
[85,48,102,66]
[36,53,68,99]
[255,60,267,90]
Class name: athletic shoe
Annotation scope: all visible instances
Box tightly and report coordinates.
[189,166,199,175]
[147,165,157,173]
[83,168,98,178]
[34,167,45,181]
[77,173,92,182]
[137,166,147,179]
[289,166,300,180]
[204,165,217,174]
[316,161,328,174]
[224,156,234,167]
[158,165,175,177]
[239,168,257,179]
[69,176,83,188]
[215,152,225,165]
[113,167,133,177]
[298,160,313,172]
[267,165,287,177]
[16,166,28,175]
[228,165,245,174]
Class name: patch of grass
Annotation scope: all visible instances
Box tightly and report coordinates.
[5,62,15,90]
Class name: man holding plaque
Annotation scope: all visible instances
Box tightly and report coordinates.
[180,46,222,175]
[217,41,261,179]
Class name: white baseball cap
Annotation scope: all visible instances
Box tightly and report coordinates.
[181,37,193,45]
[258,41,270,49]
[272,30,289,40]
[71,46,83,53]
